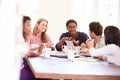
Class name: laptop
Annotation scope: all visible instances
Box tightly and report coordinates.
[65,40,75,50]
[65,40,91,57]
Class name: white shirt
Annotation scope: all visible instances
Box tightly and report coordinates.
[89,44,120,66]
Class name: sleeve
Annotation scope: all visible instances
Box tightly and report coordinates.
[82,32,89,42]
[55,33,66,51]
[90,45,120,66]
[89,45,114,56]
[59,33,65,41]
[89,47,106,56]
[79,32,89,45]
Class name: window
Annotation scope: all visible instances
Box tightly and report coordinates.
[71,0,120,35]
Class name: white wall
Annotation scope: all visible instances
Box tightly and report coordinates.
[19,0,72,46]
[19,0,120,46]
[37,0,72,45]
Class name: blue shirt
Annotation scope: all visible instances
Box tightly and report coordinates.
[56,31,88,51]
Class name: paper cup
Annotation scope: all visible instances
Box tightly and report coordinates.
[43,48,51,58]
[67,50,75,61]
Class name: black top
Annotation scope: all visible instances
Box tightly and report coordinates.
[56,31,88,51]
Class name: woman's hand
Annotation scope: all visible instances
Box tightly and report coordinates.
[80,48,89,54]
[26,44,44,57]
[38,44,44,56]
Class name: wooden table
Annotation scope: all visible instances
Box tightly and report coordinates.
[26,55,120,80]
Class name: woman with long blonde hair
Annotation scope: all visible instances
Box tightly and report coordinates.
[30,18,53,48]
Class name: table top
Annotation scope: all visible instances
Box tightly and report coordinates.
[26,52,120,80]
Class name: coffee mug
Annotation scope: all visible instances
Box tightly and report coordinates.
[43,48,51,58]
[67,50,75,61]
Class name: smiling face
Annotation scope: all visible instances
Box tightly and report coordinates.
[37,21,48,33]
[67,22,77,36]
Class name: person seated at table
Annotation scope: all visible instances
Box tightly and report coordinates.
[55,19,88,51]
[89,21,105,48]
[30,18,54,49]
[80,25,120,66]
[22,15,32,44]
[26,18,54,57]
[20,17,52,80]
[22,15,43,57]
[80,21,105,60]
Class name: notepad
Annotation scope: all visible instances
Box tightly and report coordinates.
[73,58,99,65]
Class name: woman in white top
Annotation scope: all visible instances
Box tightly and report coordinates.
[81,26,120,66]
